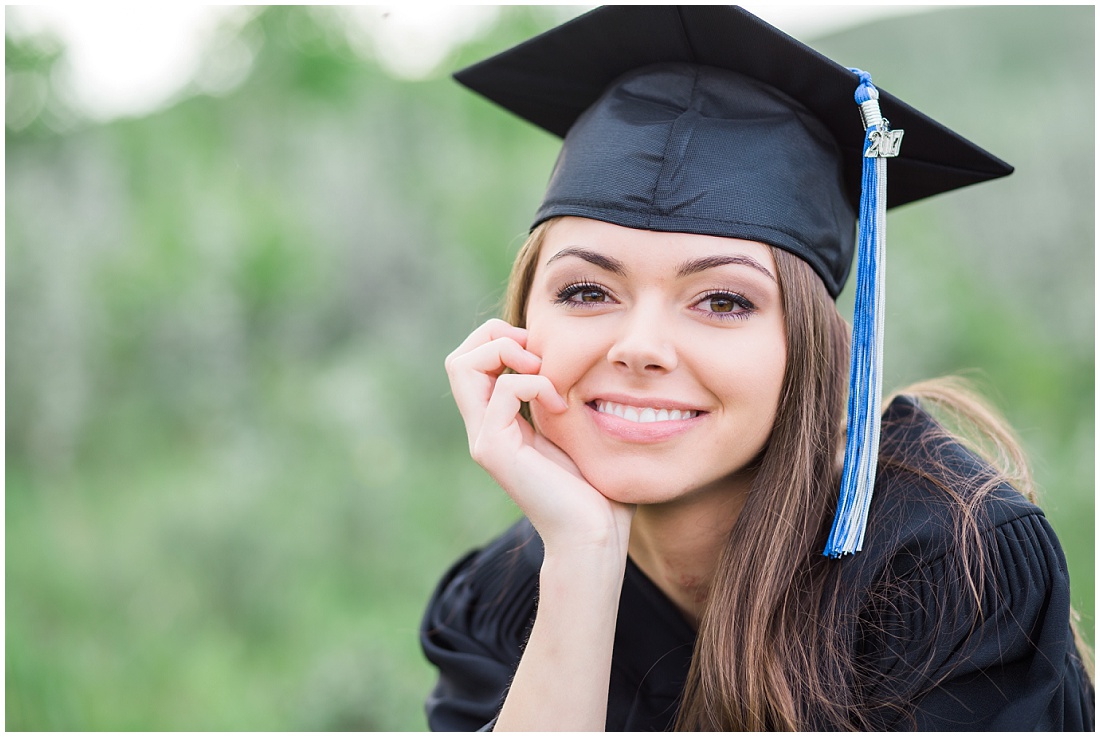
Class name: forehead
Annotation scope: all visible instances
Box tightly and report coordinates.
[538,217,778,273]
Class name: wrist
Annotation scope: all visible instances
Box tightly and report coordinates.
[539,504,635,561]
[542,527,630,564]
[540,541,628,593]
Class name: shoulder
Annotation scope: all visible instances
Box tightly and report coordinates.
[847,393,1058,639]
[863,393,1043,570]
[421,517,543,663]
[419,519,544,731]
[847,396,1093,729]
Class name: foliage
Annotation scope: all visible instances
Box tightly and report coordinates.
[6,6,1093,730]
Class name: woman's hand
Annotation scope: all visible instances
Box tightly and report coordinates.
[445,319,634,556]
[447,318,633,731]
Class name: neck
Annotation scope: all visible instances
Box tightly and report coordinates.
[627,476,750,629]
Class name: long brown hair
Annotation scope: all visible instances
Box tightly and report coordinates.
[500,219,1091,730]
[675,246,851,730]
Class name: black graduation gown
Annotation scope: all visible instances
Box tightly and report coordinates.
[420,397,1094,730]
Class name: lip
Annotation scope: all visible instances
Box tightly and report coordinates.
[584,394,708,444]
[587,393,708,413]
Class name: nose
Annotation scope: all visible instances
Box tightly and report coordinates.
[606,300,679,374]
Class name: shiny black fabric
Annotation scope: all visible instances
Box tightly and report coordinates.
[420,397,1094,731]
[453,6,1014,298]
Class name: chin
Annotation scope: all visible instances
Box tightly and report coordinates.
[571,453,727,506]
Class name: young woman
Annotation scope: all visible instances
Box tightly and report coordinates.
[421,6,1094,731]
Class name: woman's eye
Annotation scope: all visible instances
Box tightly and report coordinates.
[555,283,612,305]
[696,291,754,318]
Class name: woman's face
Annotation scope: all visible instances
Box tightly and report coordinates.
[526,217,787,506]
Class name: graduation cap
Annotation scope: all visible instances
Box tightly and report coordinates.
[454,6,1013,557]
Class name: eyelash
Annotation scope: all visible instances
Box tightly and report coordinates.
[553,282,757,321]
[694,290,756,320]
[554,281,613,306]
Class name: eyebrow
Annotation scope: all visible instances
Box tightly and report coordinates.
[676,255,776,282]
[545,247,776,282]
[545,247,627,275]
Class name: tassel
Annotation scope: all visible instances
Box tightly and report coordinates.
[824,70,903,558]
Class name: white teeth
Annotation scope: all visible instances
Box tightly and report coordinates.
[595,401,698,423]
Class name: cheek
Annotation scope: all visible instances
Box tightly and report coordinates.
[522,297,550,354]
[523,312,554,380]
[759,334,788,393]
[752,335,787,406]
[531,347,589,430]
[754,341,788,430]
[705,329,787,411]
[750,317,788,379]
[525,311,595,390]
[524,313,583,431]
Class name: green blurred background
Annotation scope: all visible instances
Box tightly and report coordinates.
[6,5,1093,731]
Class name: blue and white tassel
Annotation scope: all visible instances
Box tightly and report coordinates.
[824,70,903,558]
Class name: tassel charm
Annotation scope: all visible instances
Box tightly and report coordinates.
[823,70,903,558]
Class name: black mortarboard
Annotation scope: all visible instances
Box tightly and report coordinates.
[453,5,1013,557]
[454,4,1012,298]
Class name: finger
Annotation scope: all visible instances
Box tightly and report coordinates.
[446,341,544,453]
[478,373,567,446]
[447,336,543,381]
[445,319,527,370]
[447,337,545,432]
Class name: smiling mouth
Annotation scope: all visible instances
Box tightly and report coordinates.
[591,400,701,423]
